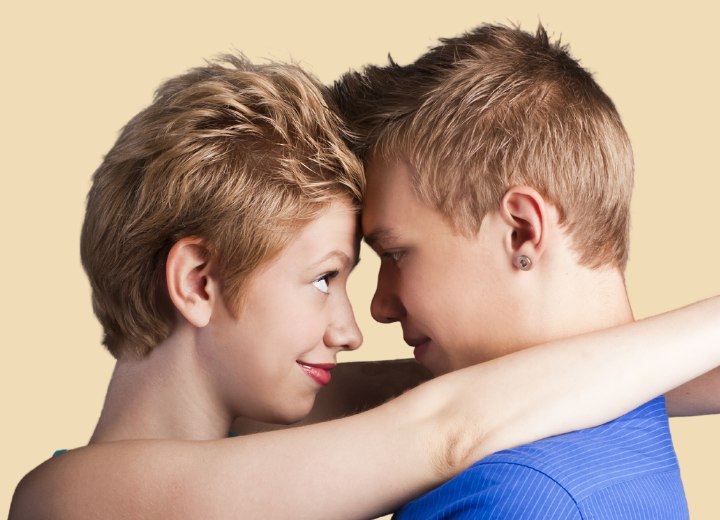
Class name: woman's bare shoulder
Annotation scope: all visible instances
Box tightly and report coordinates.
[10,440,203,520]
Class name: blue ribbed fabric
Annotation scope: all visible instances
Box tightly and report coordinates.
[395,397,688,519]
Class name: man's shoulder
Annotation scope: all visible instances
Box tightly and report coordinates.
[394,460,581,519]
[479,396,680,496]
[394,398,687,519]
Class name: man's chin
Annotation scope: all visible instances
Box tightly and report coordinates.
[417,356,453,378]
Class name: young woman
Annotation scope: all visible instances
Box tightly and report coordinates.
[10,55,720,520]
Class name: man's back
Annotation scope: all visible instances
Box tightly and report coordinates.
[395,397,687,519]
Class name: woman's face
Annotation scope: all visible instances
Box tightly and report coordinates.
[200,200,363,424]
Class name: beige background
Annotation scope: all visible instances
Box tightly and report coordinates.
[2,1,719,517]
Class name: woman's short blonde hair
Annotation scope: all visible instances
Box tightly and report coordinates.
[81,55,364,359]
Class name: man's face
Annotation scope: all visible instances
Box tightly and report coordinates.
[362,159,525,375]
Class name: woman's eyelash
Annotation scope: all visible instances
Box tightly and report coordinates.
[312,270,339,294]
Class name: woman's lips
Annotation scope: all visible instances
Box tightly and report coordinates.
[297,362,335,386]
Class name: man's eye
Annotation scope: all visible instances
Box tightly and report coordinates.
[383,250,405,262]
[312,271,338,294]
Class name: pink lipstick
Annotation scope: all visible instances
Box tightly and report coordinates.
[297,362,335,386]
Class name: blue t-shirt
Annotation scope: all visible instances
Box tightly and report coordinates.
[395,397,687,519]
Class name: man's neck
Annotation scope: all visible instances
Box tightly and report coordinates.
[468,261,634,369]
[518,263,634,354]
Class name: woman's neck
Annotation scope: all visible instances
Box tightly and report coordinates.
[91,331,233,443]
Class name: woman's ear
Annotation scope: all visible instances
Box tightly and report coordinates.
[499,186,547,268]
[166,238,215,327]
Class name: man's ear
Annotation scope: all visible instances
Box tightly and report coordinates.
[499,186,547,265]
[166,237,216,328]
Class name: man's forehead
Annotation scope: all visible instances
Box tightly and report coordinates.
[361,167,420,242]
[363,158,413,202]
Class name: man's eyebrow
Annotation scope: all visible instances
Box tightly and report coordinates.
[363,228,399,248]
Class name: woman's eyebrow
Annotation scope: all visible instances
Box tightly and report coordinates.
[311,250,355,270]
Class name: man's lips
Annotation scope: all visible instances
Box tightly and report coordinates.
[297,361,336,386]
[412,341,431,362]
[404,337,431,362]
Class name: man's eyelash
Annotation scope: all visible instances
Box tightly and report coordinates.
[382,251,404,262]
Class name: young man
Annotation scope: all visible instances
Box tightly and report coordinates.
[22,52,720,520]
[333,24,693,518]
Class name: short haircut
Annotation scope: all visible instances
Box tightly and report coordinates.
[81,55,364,359]
[333,23,634,270]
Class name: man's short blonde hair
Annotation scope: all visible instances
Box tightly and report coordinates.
[333,24,633,270]
[81,55,363,359]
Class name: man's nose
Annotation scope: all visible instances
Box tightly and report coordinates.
[370,264,405,324]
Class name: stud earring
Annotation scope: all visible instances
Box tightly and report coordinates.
[513,255,532,271]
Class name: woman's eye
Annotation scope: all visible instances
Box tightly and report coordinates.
[312,271,338,294]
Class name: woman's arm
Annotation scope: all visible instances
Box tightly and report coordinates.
[11,296,720,520]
